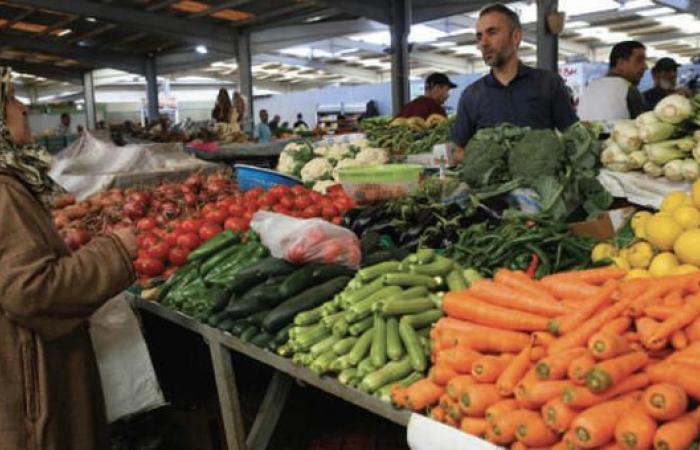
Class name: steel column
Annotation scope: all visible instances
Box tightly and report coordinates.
[390,0,411,115]
[237,32,254,134]
[82,71,96,130]
[536,0,559,71]
[145,56,159,123]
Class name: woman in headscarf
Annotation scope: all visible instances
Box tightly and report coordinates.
[211,87,232,123]
[0,67,137,450]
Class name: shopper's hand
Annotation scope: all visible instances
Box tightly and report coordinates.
[113,226,138,258]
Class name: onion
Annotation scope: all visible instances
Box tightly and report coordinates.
[64,228,91,250]
[160,200,180,219]
[63,203,89,220]
[122,201,146,220]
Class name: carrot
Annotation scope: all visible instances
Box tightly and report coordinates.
[497,346,533,396]
[470,278,566,317]
[550,284,617,335]
[588,330,631,360]
[444,413,459,428]
[635,317,665,350]
[460,417,488,437]
[529,346,546,361]
[685,317,700,342]
[647,295,700,349]
[519,380,573,408]
[671,330,689,350]
[614,403,657,450]
[445,397,464,422]
[601,317,632,336]
[390,385,407,407]
[439,392,456,412]
[458,383,502,417]
[625,332,641,343]
[628,285,674,318]
[485,398,520,424]
[568,352,597,385]
[494,269,558,304]
[562,373,650,408]
[549,299,631,354]
[642,383,688,421]
[662,288,684,307]
[531,331,557,348]
[442,293,550,331]
[436,346,482,374]
[601,443,625,450]
[430,364,458,386]
[404,378,444,411]
[434,317,531,353]
[643,304,677,321]
[561,430,578,450]
[446,374,476,400]
[542,278,602,301]
[551,441,568,450]
[542,267,627,286]
[489,409,532,446]
[586,351,649,393]
[472,354,514,383]
[571,395,637,448]
[515,410,560,447]
[429,405,447,422]
[542,398,577,433]
[619,279,654,302]
[535,347,588,380]
[653,413,699,450]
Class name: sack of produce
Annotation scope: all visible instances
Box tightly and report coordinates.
[251,211,361,268]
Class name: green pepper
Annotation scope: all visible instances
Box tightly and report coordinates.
[200,243,245,275]
[187,229,238,262]
[203,241,261,282]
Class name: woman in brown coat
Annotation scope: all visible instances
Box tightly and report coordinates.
[0,67,137,450]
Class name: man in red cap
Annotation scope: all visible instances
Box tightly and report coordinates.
[395,72,457,119]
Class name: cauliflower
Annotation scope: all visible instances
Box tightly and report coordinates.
[276,151,297,175]
[312,180,340,194]
[348,139,369,148]
[333,158,361,181]
[355,147,389,165]
[277,141,314,177]
[300,157,334,182]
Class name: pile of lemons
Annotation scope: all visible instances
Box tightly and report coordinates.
[592,180,700,279]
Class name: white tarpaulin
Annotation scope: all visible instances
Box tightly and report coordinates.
[89,294,166,423]
[598,169,691,210]
[50,131,218,199]
[407,413,503,450]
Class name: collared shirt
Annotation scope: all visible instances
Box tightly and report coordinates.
[395,96,446,119]
[254,122,272,143]
[644,86,672,110]
[451,63,578,147]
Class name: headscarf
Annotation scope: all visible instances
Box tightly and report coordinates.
[0,66,65,208]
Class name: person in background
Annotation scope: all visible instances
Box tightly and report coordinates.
[644,57,683,109]
[269,114,281,132]
[293,113,308,129]
[578,41,649,122]
[0,66,137,450]
[254,109,272,143]
[56,112,71,135]
[211,88,232,123]
[395,73,456,119]
[233,91,246,129]
[359,100,380,122]
[77,124,84,134]
[451,3,577,161]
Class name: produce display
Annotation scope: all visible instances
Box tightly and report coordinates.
[602,94,700,182]
[389,267,700,449]
[361,115,453,155]
[592,181,700,278]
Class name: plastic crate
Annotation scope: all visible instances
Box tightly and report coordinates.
[234,164,302,191]
[337,164,422,203]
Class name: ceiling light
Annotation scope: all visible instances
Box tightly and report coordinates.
[86,17,97,22]
[195,45,208,54]
[636,7,675,16]
[57,29,72,36]
[305,16,324,23]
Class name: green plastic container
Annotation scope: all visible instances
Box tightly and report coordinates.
[337,164,422,203]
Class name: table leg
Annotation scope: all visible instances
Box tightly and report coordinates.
[246,372,293,450]
[209,340,247,450]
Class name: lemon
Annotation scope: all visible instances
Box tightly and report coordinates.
[672,206,700,230]
[630,211,652,239]
[674,264,700,275]
[673,229,700,266]
[660,191,692,214]
[591,243,617,262]
[645,215,684,251]
[692,180,700,209]
[648,252,679,276]
[610,257,631,271]
[627,242,654,268]
[625,269,651,279]
[619,248,631,263]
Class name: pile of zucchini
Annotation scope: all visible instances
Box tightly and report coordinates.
[280,249,474,401]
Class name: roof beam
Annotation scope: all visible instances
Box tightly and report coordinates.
[412,1,489,23]
[653,0,700,15]
[189,0,254,18]
[9,0,235,53]
[313,0,390,24]
[0,58,82,84]
[254,53,381,82]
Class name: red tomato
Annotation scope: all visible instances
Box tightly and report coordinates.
[269,185,290,197]
[294,195,312,210]
[147,241,171,261]
[164,231,179,246]
[138,233,159,248]
[134,258,165,277]
[204,208,228,224]
[319,240,344,264]
[199,222,222,241]
[136,217,157,232]
[244,188,263,201]
[308,191,323,203]
[262,192,279,206]
[243,210,254,221]
[163,266,178,278]
[228,203,246,217]
[302,205,321,218]
[322,205,339,219]
[218,197,234,209]
[291,185,306,195]
[224,217,249,232]
[181,218,203,234]
[202,202,218,216]
[176,233,201,250]
[279,195,295,209]
[137,249,149,260]
[272,204,290,215]
[326,184,345,196]
[184,192,197,206]
[332,216,342,225]
[168,247,189,266]
[245,200,259,213]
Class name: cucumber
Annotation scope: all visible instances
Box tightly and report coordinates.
[240,325,259,342]
[383,273,437,289]
[227,257,297,295]
[408,256,454,277]
[381,297,435,316]
[229,320,250,336]
[310,334,341,357]
[358,261,401,282]
[262,276,351,332]
[386,318,404,361]
[278,264,354,298]
[347,328,374,365]
[294,306,323,326]
[217,318,238,332]
[348,317,374,336]
[224,282,286,320]
[401,309,443,329]
[399,319,426,372]
[207,311,227,327]
[250,331,274,348]
[247,308,273,326]
[332,336,358,356]
[370,312,387,368]
[359,356,413,393]
[445,268,468,292]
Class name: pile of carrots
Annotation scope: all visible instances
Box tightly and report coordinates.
[390,267,700,449]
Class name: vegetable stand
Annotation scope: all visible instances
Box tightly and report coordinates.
[129,295,415,450]
[189,141,290,169]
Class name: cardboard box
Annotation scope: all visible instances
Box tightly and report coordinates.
[569,207,635,241]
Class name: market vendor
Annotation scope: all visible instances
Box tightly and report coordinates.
[395,73,456,119]
[254,109,272,143]
[0,66,138,449]
[644,57,683,109]
[578,41,649,121]
[451,3,577,161]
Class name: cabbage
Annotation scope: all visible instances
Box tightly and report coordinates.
[645,141,689,165]
[643,161,664,177]
[664,159,686,182]
[611,120,641,152]
[601,142,635,172]
[654,94,693,124]
[629,150,648,169]
[635,111,659,128]
[682,159,700,181]
[638,121,677,144]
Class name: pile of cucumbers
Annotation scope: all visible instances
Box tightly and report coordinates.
[280,249,477,401]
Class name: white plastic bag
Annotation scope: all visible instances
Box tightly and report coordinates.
[89,294,166,422]
[250,210,361,268]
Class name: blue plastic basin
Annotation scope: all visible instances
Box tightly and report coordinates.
[234,164,302,191]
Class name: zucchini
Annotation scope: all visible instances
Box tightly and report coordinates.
[361,248,410,267]
[347,328,374,365]
[445,268,468,292]
[310,334,341,357]
[247,309,273,326]
[399,319,426,372]
[224,281,287,320]
[217,318,237,332]
[332,317,349,337]
[338,367,360,386]
[386,318,404,361]
[227,257,297,295]
[358,261,401,282]
[370,312,387,368]
[207,311,227,328]
[348,317,374,336]
[262,276,351,332]
[329,355,353,373]
[229,320,250,336]
[381,297,435,316]
[357,357,376,377]
[309,350,336,374]
[294,306,323,326]
[408,256,454,277]
[290,327,330,352]
[332,336,358,356]
[346,286,403,322]
[276,343,293,358]
[250,331,274,348]
[240,325,259,342]
[321,310,346,329]
[359,356,413,393]
[383,273,437,289]
[402,309,443,329]
[340,277,385,308]
[278,264,354,298]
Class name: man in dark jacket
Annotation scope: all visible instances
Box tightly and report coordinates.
[644,57,681,109]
